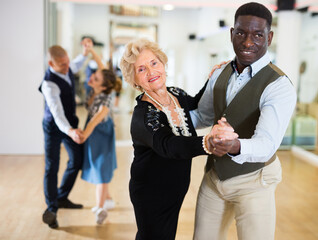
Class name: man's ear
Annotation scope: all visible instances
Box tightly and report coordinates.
[48,60,54,68]
[267,31,274,47]
[230,27,234,43]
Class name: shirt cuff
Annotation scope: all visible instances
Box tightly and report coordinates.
[228,139,249,164]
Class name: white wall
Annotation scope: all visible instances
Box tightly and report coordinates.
[276,11,301,94]
[0,0,44,154]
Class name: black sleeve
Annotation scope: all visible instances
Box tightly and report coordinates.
[131,104,207,160]
[152,127,207,160]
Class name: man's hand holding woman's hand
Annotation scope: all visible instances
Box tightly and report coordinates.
[68,128,85,144]
[206,117,240,157]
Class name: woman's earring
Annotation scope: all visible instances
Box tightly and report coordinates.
[137,85,144,92]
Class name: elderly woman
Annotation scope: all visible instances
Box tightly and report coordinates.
[120,39,236,240]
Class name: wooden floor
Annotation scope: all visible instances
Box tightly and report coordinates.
[1,107,318,240]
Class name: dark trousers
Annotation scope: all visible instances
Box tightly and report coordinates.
[42,120,83,213]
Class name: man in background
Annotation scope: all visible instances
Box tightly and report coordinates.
[39,38,93,228]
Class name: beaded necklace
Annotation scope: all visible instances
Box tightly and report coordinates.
[144,91,191,136]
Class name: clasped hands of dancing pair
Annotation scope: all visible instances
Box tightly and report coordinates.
[205,117,239,156]
[68,129,87,145]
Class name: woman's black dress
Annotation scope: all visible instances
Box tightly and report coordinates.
[129,86,208,240]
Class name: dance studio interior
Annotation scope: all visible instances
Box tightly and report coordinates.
[1,0,318,239]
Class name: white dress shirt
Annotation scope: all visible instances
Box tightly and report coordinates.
[190,52,297,164]
[41,54,87,135]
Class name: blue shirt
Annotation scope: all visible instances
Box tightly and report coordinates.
[190,52,297,164]
[41,54,87,134]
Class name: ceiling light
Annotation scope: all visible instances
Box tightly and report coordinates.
[163,4,174,11]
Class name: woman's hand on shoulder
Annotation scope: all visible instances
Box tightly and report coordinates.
[208,60,230,78]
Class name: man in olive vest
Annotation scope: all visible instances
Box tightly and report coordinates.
[191,2,296,240]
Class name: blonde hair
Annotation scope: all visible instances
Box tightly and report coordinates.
[119,38,168,91]
[48,45,67,61]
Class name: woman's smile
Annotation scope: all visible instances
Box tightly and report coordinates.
[148,76,160,83]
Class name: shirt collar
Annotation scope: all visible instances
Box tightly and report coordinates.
[250,52,271,77]
[50,66,68,80]
[230,52,271,77]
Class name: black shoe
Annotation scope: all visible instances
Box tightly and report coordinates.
[42,209,58,229]
[58,199,83,209]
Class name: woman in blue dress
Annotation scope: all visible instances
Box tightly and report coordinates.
[80,47,121,225]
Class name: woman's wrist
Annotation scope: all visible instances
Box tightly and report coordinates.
[202,134,212,155]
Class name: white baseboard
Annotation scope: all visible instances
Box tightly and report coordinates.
[291,145,318,167]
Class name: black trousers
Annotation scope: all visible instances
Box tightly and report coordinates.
[42,120,82,212]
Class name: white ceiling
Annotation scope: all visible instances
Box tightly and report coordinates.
[51,0,318,11]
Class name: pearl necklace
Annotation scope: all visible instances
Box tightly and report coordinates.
[145,91,191,136]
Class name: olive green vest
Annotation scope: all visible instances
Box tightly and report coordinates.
[205,62,285,180]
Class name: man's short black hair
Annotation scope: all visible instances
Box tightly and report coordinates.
[235,2,272,29]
